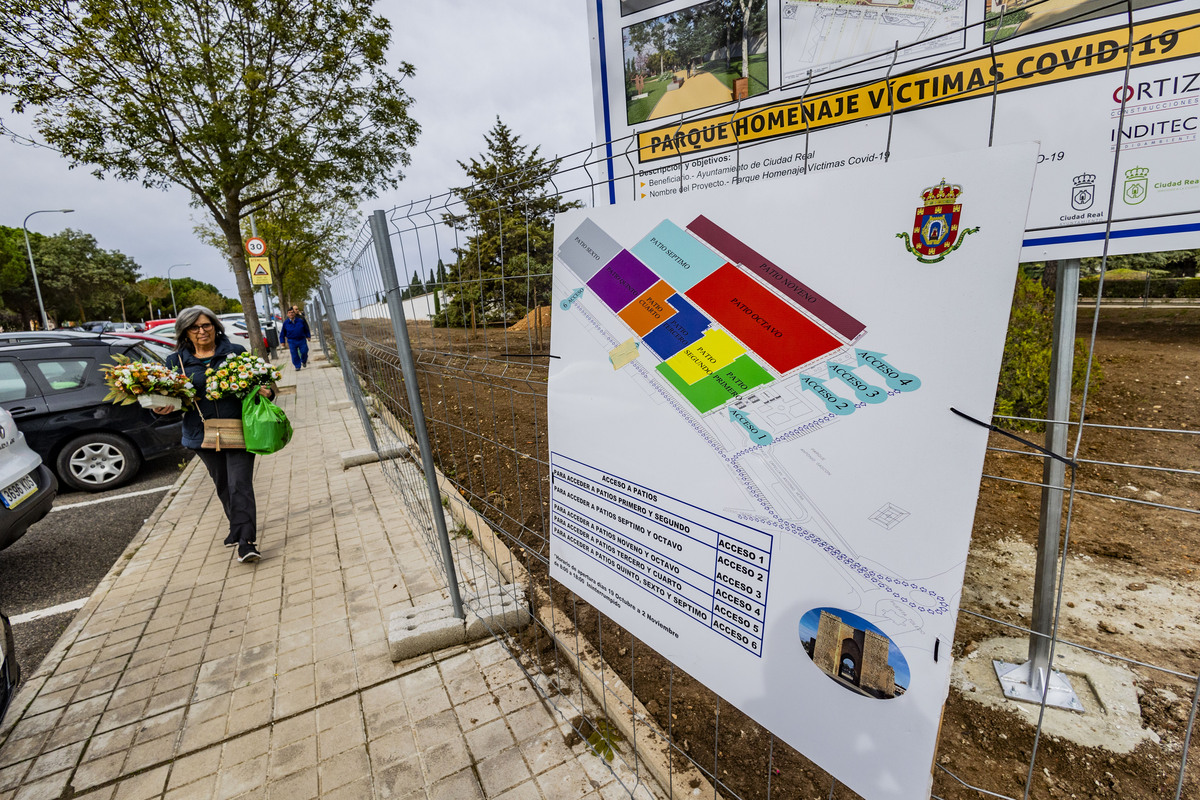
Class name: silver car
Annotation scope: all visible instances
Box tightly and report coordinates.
[0,405,57,550]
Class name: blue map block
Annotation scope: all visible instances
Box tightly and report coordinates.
[642,294,710,360]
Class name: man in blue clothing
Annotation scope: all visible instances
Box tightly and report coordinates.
[279,306,311,369]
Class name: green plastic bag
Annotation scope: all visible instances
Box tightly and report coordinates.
[241,393,293,455]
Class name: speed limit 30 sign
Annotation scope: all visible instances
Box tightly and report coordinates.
[245,237,267,256]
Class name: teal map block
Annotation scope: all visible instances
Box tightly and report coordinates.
[632,219,726,293]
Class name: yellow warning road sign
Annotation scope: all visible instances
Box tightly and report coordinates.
[249,257,272,285]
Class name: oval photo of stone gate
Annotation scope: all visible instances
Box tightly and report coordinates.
[798,607,910,699]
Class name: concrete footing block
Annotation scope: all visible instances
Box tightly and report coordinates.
[465,584,529,639]
[339,445,409,469]
[388,606,465,661]
[387,584,529,662]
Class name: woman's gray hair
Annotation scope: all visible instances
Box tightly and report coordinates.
[174,306,226,351]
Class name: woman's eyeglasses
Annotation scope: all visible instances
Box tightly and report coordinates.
[187,323,214,333]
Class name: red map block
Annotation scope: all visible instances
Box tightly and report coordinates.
[685,263,841,374]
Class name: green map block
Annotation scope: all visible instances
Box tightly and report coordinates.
[657,354,773,413]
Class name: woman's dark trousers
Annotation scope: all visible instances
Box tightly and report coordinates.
[194,448,257,545]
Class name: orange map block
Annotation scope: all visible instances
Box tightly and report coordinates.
[618,280,678,336]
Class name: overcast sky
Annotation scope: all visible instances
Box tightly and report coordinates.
[0,0,596,304]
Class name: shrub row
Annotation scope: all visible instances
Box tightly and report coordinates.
[1078,276,1200,298]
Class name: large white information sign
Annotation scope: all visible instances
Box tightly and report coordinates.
[587,0,1200,258]
[548,143,1038,799]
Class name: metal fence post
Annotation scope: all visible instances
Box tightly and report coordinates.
[311,297,329,355]
[370,210,465,620]
[994,258,1083,711]
[318,279,380,454]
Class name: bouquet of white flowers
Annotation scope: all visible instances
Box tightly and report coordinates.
[205,352,281,400]
[101,355,196,411]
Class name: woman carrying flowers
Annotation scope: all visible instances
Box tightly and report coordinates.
[151,306,274,563]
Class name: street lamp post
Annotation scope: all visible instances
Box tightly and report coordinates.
[167,263,190,316]
[22,209,74,330]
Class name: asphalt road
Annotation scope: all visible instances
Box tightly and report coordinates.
[0,452,194,681]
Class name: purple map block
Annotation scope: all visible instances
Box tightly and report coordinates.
[587,250,659,313]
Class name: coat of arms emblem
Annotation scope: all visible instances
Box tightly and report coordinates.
[1122,166,1149,205]
[1071,173,1095,211]
[896,180,979,264]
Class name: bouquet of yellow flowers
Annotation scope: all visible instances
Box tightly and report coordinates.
[205,352,281,400]
[101,355,196,411]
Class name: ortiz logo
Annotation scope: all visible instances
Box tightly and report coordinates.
[896,180,980,264]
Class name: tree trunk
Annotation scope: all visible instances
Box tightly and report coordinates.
[218,205,267,358]
[1042,260,1059,293]
[741,0,752,79]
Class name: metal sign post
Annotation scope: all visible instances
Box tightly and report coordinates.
[994,258,1084,712]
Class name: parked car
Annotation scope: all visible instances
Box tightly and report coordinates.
[0,335,184,491]
[101,332,176,360]
[0,405,57,550]
[79,320,112,333]
[0,611,18,724]
[143,318,175,332]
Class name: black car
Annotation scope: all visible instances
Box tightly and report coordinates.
[0,333,184,492]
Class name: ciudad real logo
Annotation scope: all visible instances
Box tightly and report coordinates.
[1123,166,1149,205]
[1072,173,1096,211]
[896,179,980,264]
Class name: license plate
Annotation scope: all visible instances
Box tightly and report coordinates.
[0,473,37,509]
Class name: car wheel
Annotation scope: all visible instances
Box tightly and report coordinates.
[54,433,142,492]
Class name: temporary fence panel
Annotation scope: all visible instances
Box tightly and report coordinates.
[318,14,1200,791]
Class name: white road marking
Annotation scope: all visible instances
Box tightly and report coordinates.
[11,598,88,625]
[51,485,170,512]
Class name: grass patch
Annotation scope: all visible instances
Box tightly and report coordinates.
[707,53,768,96]
[626,76,674,125]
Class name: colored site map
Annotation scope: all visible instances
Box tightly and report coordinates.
[558,215,870,417]
[547,145,1040,800]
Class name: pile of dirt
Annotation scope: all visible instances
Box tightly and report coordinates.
[507,305,552,333]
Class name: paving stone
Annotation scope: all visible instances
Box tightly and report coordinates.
[68,751,125,793]
[536,760,597,800]
[10,769,70,800]
[264,765,317,800]
[316,746,369,793]
[372,756,423,799]
[166,746,220,790]
[214,753,267,800]
[111,765,169,800]
[465,717,516,761]
[476,745,533,797]
[493,780,544,800]
[419,735,472,785]
[25,741,84,783]
[519,727,575,776]
[268,736,315,780]
[428,767,483,800]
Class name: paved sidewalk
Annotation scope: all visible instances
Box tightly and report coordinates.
[0,351,645,800]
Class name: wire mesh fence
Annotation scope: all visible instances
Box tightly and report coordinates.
[314,11,1200,795]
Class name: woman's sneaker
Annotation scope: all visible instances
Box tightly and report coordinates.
[237,543,262,563]
[224,533,239,548]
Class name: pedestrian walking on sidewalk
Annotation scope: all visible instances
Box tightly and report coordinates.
[152,306,274,563]
[280,306,311,370]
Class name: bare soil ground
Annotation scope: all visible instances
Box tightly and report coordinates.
[336,304,1199,800]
